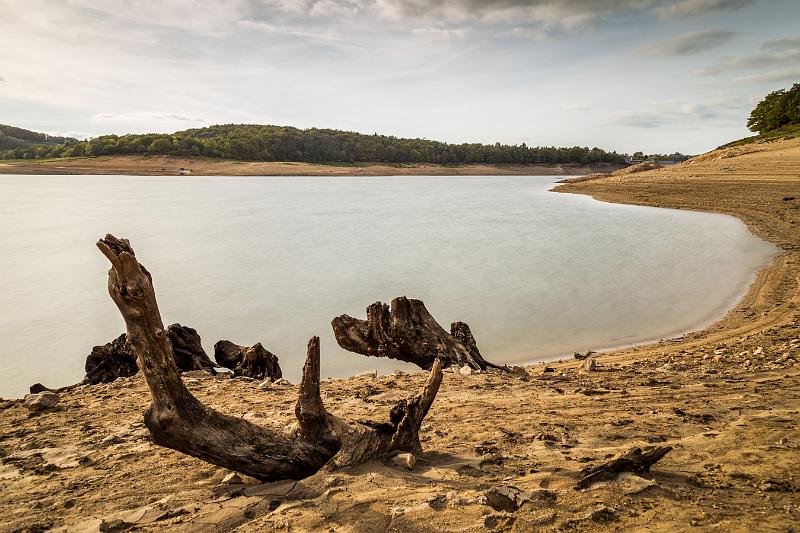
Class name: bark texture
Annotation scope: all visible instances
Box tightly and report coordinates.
[331,297,504,371]
[214,340,282,381]
[97,234,443,482]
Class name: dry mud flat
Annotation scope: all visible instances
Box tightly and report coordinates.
[2,137,800,532]
[0,155,624,177]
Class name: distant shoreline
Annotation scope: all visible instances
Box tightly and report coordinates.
[0,155,627,177]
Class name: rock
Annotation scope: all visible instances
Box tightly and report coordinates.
[588,506,619,523]
[753,346,764,355]
[484,513,516,530]
[509,366,529,377]
[390,452,417,470]
[583,358,597,372]
[357,370,378,379]
[101,434,123,446]
[484,485,530,512]
[181,370,214,379]
[23,391,59,412]
[459,366,476,376]
[222,472,243,485]
[542,367,555,373]
[99,518,129,532]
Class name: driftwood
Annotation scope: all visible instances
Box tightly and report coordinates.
[97,234,443,481]
[168,324,216,373]
[84,333,139,384]
[214,340,282,381]
[576,446,673,489]
[332,297,504,371]
[83,325,216,385]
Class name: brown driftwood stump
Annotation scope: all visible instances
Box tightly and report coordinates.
[168,323,217,373]
[576,446,673,489]
[97,234,443,481]
[214,340,282,381]
[332,297,505,371]
[84,333,139,384]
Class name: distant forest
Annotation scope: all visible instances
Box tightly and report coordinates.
[0,124,628,165]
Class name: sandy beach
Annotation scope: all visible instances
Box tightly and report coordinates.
[0,155,625,177]
[1,137,799,532]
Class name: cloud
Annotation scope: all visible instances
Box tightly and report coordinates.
[655,0,754,18]
[609,100,724,128]
[372,0,657,28]
[762,36,800,51]
[640,29,737,56]
[411,27,470,39]
[693,40,800,75]
[562,103,590,111]
[734,67,800,83]
[91,112,206,123]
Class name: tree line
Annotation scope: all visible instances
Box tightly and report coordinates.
[0,124,627,165]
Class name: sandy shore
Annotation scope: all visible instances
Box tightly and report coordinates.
[1,138,799,532]
[0,155,625,177]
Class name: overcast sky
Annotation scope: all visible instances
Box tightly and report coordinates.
[1,0,798,154]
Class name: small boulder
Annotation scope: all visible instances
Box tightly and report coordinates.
[390,452,417,470]
[484,485,529,512]
[459,366,476,376]
[23,391,59,412]
[583,358,597,372]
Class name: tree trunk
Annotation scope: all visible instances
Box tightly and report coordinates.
[97,234,443,482]
[331,297,505,371]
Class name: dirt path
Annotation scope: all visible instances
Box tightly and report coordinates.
[1,138,798,532]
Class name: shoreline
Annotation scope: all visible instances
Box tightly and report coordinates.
[0,155,627,177]
[1,137,799,531]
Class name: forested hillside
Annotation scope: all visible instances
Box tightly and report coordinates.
[0,124,77,152]
[1,124,627,165]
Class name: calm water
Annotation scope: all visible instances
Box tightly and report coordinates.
[0,175,776,398]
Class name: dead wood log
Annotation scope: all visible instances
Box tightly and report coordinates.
[97,234,443,481]
[576,446,673,489]
[85,333,139,384]
[331,297,505,371]
[214,340,282,381]
[168,323,217,373]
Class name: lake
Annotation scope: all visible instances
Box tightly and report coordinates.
[0,175,777,398]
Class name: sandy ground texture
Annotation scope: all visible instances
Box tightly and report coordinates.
[0,155,625,177]
[1,138,799,532]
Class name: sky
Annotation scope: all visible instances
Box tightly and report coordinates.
[0,0,798,154]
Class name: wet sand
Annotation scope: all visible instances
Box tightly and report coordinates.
[1,138,799,532]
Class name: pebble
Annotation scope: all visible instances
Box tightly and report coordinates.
[222,472,243,485]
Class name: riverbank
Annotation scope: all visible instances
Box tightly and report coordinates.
[0,155,626,177]
[1,137,799,532]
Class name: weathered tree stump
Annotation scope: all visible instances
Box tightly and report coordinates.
[168,323,216,373]
[97,234,443,481]
[214,340,282,381]
[84,333,139,384]
[83,324,216,385]
[332,297,505,371]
